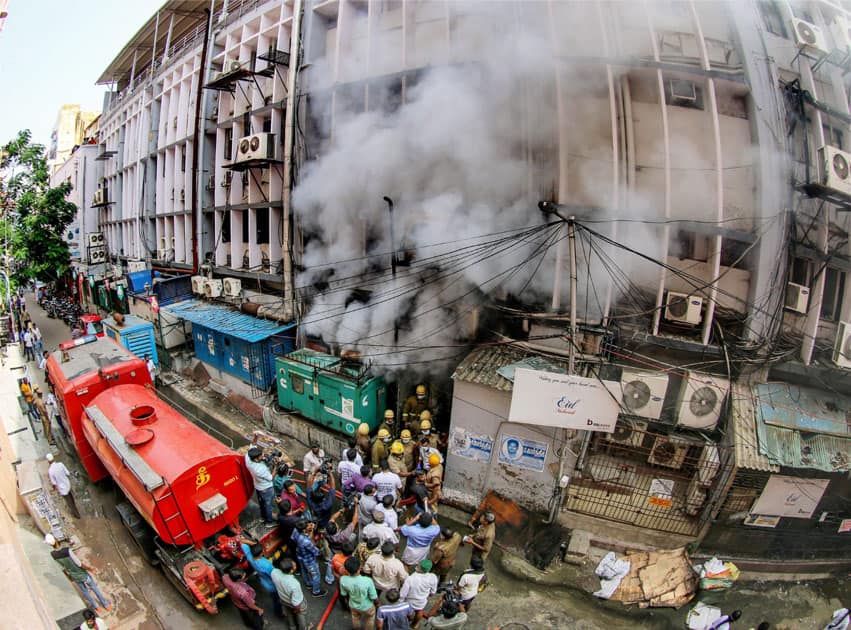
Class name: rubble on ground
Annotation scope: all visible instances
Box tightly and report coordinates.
[597,547,698,608]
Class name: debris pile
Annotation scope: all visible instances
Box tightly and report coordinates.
[595,547,697,608]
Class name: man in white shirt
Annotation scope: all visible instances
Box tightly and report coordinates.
[22,328,35,361]
[400,559,438,627]
[361,509,398,547]
[341,438,364,467]
[372,460,403,502]
[245,446,276,523]
[303,441,325,475]
[79,608,108,629]
[375,495,399,531]
[337,448,361,495]
[47,453,80,518]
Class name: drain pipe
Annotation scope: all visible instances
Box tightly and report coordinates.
[190,4,215,274]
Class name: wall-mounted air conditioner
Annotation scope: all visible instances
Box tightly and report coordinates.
[89,248,107,264]
[87,232,104,247]
[784,282,810,314]
[832,15,851,52]
[93,190,104,206]
[676,371,729,430]
[665,292,703,325]
[833,320,851,368]
[696,443,721,487]
[204,279,223,298]
[191,275,206,295]
[647,435,690,470]
[234,132,276,164]
[619,370,668,420]
[604,419,647,448]
[223,277,242,297]
[791,18,829,58]
[819,145,851,197]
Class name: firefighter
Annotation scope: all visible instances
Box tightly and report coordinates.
[409,409,429,437]
[378,409,397,438]
[402,384,431,431]
[356,423,372,460]
[371,428,392,471]
[388,440,412,479]
[419,417,439,449]
[400,429,417,472]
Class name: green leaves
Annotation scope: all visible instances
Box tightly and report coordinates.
[1,130,76,285]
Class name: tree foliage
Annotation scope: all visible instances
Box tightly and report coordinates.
[0,130,76,284]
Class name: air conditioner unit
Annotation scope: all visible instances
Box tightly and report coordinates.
[684,476,707,516]
[89,248,107,264]
[228,59,242,73]
[818,145,851,197]
[696,443,721,487]
[665,292,703,325]
[204,279,223,298]
[833,320,851,368]
[191,275,206,294]
[127,260,146,273]
[223,277,242,297]
[604,419,647,448]
[676,372,729,430]
[832,15,851,53]
[87,232,104,247]
[235,132,276,164]
[647,435,690,470]
[792,18,829,58]
[619,370,668,420]
[93,190,104,206]
[784,282,810,313]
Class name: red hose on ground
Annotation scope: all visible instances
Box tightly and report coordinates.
[315,588,339,630]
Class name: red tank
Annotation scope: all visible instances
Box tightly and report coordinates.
[81,384,253,547]
[46,336,152,481]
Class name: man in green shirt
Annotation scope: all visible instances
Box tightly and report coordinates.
[271,557,306,630]
[340,556,379,630]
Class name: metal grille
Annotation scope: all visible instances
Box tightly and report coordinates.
[563,425,731,536]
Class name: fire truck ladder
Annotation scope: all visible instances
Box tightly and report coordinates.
[153,481,196,547]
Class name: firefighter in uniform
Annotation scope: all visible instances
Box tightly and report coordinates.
[356,422,372,460]
[378,409,397,438]
[419,417,439,449]
[400,429,417,473]
[402,384,431,432]
[371,428,392,470]
[388,440,412,479]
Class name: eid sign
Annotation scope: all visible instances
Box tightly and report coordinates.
[508,368,619,433]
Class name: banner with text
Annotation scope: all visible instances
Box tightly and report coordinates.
[508,368,619,432]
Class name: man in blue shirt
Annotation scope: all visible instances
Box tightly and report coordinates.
[245,447,275,523]
[241,540,283,617]
[400,511,441,570]
[292,519,328,598]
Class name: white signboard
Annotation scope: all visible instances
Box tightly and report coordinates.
[508,368,620,433]
[751,475,829,519]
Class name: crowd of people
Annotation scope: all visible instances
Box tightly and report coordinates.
[241,386,496,630]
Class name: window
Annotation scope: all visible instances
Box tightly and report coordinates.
[759,1,788,38]
[224,128,233,161]
[256,207,270,244]
[291,373,304,395]
[664,78,704,110]
[821,267,846,321]
[823,124,844,150]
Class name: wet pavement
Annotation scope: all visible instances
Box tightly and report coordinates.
[13,290,850,629]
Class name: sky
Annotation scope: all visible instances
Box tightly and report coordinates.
[0,0,163,148]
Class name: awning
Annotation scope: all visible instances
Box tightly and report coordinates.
[163,299,294,343]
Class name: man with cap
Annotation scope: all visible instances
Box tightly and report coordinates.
[356,423,372,460]
[47,453,80,518]
[418,413,440,450]
[361,509,399,547]
[303,440,325,476]
[425,454,444,506]
[378,409,397,438]
[464,512,496,562]
[45,533,110,612]
[364,541,408,596]
[400,558,439,628]
[245,446,276,523]
[399,430,417,474]
[430,527,462,586]
[33,385,55,445]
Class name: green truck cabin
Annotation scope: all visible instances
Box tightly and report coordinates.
[275,349,386,435]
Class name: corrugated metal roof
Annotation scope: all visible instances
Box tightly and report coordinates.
[752,383,850,474]
[730,383,779,473]
[163,299,294,343]
[451,345,570,392]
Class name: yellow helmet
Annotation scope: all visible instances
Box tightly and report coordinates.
[420,419,432,431]
[357,423,370,436]
[419,410,432,422]
[384,409,395,420]
[377,428,391,439]
[400,429,412,439]
[390,441,404,455]
[416,384,426,396]
[428,453,441,466]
